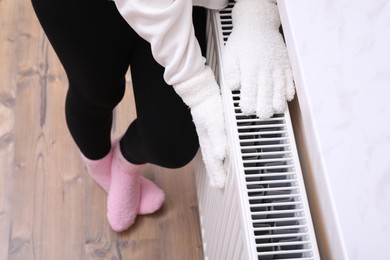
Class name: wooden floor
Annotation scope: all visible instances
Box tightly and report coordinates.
[0,1,204,259]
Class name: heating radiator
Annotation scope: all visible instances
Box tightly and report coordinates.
[194,3,320,260]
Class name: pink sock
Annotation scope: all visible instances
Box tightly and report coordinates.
[110,138,165,215]
[138,177,165,215]
[81,140,166,217]
[107,144,141,231]
[81,152,112,193]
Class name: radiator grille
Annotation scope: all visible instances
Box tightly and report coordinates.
[234,96,315,260]
[196,3,320,260]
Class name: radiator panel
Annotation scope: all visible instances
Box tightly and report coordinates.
[195,4,320,260]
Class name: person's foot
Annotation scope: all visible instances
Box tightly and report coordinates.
[81,152,112,192]
[107,142,141,231]
[81,139,166,217]
[138,177,165,215]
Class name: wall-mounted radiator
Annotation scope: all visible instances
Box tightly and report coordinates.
[194,3,320,260]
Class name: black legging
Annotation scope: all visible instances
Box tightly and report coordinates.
[31,0,205,168]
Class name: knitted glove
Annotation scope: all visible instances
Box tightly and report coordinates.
[174,66,227,189]
[223,0,295,118]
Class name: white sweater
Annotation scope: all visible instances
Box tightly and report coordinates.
[114,0,229,85]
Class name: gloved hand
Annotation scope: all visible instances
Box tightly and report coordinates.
[174,66,227,189]
[223,0,295,119]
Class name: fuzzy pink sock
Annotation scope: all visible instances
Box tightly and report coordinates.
[82,144,165,215]
[107,144,141,231]
[138,177,165,215]
[110,138,165,215]
[82,152,112,193]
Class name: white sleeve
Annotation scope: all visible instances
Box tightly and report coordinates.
[114,0,206,85]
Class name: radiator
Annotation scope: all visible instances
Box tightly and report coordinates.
[194,4,320,260]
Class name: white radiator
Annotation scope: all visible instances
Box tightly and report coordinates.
[194,4,320,260]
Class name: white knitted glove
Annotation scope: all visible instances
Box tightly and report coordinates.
[174,66,227,189]
[223,0,295,118]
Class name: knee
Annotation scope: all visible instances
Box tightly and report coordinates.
[146,136,199,169]
[68,76,126,111]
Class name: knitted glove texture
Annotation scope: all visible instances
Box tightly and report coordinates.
[174,66,227,189]
[223,0,295,118]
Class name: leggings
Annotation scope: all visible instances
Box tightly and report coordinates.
[31,0,205,168]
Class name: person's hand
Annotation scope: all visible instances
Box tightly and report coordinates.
[223,0,295,118]
[174,66,227,189]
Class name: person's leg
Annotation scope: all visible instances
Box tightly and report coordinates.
[31,0,164,231]
[107,7,207,230]
[120,7,207,169]
[31,0,133,160]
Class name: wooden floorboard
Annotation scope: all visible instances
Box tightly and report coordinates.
[0,1,204,259]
